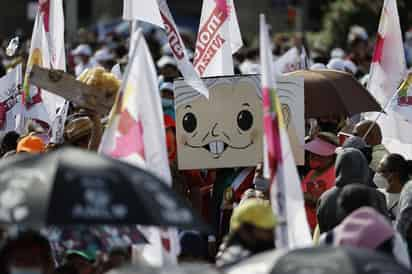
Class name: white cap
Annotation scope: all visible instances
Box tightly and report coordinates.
[330,48,345,59]
[157,55,177,68]
[71,44,92,57]
[343,60,358,75]
[93,48,114,63]
[310,63,326,70]
[327,58,346,71]
[160,82,174,92]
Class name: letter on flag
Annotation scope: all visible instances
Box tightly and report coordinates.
[0,65,23,133]
[123,0,164,29]
[158,0,209,98]
[260,14,311,249]
[194,0,243,77]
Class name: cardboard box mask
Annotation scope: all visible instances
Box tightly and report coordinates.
[174,75,304,170]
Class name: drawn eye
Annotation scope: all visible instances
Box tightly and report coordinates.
[237,110,253,131]
[182,112,197,133]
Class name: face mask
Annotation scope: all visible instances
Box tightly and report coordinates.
[309,159,323,169]
[373,173,389,189]
[10,267,42,274]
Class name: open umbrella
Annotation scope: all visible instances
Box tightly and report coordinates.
[108,263,222,274]
[271,246,409,274]
[286,70,383,118]
[0,148,208,232]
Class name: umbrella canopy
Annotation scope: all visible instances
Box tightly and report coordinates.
[46,225,147,261]
[108,263,222,274]
[286,70,383,118]
[226,249,286,274]
[271,246,409,274]
[0,148,208,231]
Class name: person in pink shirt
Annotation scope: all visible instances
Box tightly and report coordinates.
[302,132,339,231]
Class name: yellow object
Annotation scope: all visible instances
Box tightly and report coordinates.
[230,198,277,232]
[77,67,120,95]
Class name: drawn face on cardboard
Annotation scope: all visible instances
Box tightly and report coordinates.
[175,76,263,170]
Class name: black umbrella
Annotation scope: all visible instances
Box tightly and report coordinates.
[271,246,409,274]
[0,148,208,232]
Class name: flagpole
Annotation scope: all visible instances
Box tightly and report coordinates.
[362,88,400,140]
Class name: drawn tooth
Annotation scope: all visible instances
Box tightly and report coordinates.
[217,141,224,154]
[209,142,217,154]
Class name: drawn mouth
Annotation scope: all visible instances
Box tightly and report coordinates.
[185,140,254,159]
[203,141,229,159]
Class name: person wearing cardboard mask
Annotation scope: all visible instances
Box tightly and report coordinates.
[302,132,338,231]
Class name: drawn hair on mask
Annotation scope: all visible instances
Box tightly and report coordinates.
[174,76,262,109]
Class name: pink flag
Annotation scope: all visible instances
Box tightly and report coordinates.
[260,14,311,249]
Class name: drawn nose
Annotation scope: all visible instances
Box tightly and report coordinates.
[211,123,220,137]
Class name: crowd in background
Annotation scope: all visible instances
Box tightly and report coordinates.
[0,19,411,274]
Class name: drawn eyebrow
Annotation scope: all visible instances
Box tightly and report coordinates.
[185,105,192,110]
[242,103,250,107]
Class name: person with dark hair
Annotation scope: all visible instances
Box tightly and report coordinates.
[376,154,412,220]
[0,131,20,156]
[2,230,55,274]
[52,265,79,274]
[178,231,209,263]
[107,247,130,270]
[63,251,94,274]
[317,148,387,233]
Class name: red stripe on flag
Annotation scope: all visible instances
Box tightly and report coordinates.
[372,33,384,63]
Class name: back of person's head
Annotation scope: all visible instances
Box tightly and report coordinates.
[333,207,394,250]
[53,265,79,274]
[378,154,412,185]
[338,184,385,217]
[1,131,20,155]
[335,148,369,187]
[341,136,372,164]
[3,229,53,271]
[178,231,208,262]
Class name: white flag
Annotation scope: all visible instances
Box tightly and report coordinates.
[274,47,305,75]
[0,65,23,133]
[158,0,209,98]
[123,0,164,29]
[366,0,412,157]
[194,0,243,77]
[24,0,67,140]
[99,30,178,266]
[260,14,311,249]
[99,30,171,183]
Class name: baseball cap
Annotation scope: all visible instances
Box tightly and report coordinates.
[304,133,338,157]
[16,135,46,154]
[72,44,92,57]
[230,198,276,232]
[157,55,177,69]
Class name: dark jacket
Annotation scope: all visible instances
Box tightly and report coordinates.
[317,148,388,233]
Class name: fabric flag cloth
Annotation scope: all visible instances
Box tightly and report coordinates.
[274,47,306,75]
[391,72,412,122]
[158,0,209,98]
[99,30,179,266]
[123,0,164,29]
[260,14,311,249]
[24,0,67,142]
[193,0,243,77]
[366,0,412,158]
[0,65,23,133]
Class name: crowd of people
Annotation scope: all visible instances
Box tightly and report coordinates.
[0,15,411,274]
